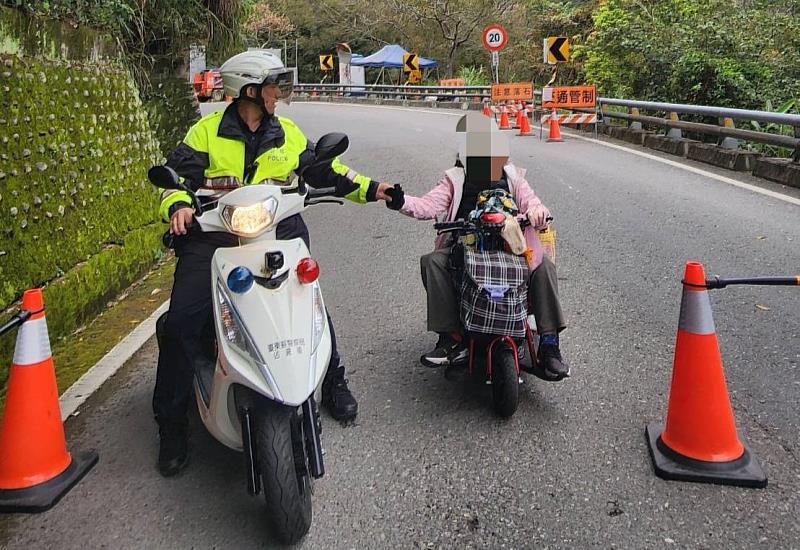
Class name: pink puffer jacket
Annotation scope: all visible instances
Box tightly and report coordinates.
[400,163,548,271]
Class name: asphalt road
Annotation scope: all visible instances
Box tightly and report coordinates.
[2,103,799,549]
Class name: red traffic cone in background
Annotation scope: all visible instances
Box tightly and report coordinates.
[0,289,98,512]
[546,107,563,142]
[482,102,491,117]
[645,261,766,488]
[517,107,533,136]
[498,107,511,130]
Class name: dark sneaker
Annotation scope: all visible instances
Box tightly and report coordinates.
[158,421,189,477]
[421,338,468,367]
[537,343,571,379]
[322,376,358,421]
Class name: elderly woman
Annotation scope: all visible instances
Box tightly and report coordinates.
[385,113,569,379]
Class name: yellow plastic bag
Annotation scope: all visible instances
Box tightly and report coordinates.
[538,225,557,264]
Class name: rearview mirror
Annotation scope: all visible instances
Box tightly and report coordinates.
[148,165,183,190]
[314,133,349,163]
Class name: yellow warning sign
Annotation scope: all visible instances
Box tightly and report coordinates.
[544,37,570,64]
[403,53,419,73]
[319,54,334,71]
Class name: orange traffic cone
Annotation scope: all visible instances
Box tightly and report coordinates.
[482,102,491,117]
[513,107,523,129]
[646,262,766,488]
[498,107,511,130]
[517,107,533,136]
[546,107,563,142]
[0,289,98,512]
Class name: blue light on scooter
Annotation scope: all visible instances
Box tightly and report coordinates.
[227,266,254,294]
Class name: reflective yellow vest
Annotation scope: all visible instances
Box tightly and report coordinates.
[159,112,372,221]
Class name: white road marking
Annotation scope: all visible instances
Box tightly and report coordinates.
[538,126,800,207]
[59,300,169,420]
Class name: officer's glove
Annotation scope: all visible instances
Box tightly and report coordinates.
[384,184,405,211]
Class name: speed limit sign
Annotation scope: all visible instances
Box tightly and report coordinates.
[482,24,507,52]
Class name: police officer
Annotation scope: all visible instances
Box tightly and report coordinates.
[154,50,392,476]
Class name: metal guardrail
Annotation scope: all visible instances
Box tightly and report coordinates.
[591,98,800,159]
[296,84,800,159]
[294,83,490,100]
[588,110,800,150]
[598,98,800,128]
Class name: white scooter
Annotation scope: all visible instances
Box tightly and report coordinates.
[148,133,349,545]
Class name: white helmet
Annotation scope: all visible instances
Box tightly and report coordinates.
[219,49,294,100]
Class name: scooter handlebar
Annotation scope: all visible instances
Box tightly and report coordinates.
[306,187,338,198]
[434,215,551,234]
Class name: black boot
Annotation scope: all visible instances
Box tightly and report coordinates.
[322,373,358,421]
[157,420,189,477]
[537,343,571,380]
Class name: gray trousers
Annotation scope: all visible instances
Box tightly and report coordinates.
[420,249,566,335]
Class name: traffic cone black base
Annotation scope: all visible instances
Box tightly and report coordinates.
[646,423,766,488]
[0,450,98,513]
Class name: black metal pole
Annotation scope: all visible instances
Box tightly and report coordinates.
[705,276,800,290]
[0,310,31,337]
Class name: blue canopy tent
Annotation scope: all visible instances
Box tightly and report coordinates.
[351,44,437,69]
[351,44,438,84]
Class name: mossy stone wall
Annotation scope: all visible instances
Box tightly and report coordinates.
[0,7,195,390]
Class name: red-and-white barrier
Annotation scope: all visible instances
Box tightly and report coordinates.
[541,112,597,125]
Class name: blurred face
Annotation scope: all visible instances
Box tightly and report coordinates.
[456,112,510,183]
[465,156,509,182]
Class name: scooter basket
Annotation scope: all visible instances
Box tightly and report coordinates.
[459,249,528,338]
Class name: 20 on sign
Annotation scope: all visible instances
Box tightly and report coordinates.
[482,24,507,51]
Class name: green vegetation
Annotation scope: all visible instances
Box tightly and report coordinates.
[582,0,800,109]
[5,0,797,110]
[48,255,175,398]
[2,0,247,64]
[267,0,798,111]
[0,7,183,389]
[458,66,491,86]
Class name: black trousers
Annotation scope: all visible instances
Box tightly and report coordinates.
[152,215,345,425]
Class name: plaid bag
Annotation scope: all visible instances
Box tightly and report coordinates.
[459,248,528,338]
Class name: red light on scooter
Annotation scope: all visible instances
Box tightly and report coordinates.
[480,212,506,225]
[296,257,320,284]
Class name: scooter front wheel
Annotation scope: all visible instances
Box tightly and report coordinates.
[491,346,520,418]
[254,401,312,544]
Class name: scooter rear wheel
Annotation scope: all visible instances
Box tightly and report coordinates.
[254,401,312,544]
[491,347,519,418]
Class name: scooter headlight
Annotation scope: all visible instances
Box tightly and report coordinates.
[311,283,326,354]
[221,197,278,236]
[216,280,264,364]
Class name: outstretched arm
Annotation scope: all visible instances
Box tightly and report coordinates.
[300,144,391,203]
[388,176,455,221]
